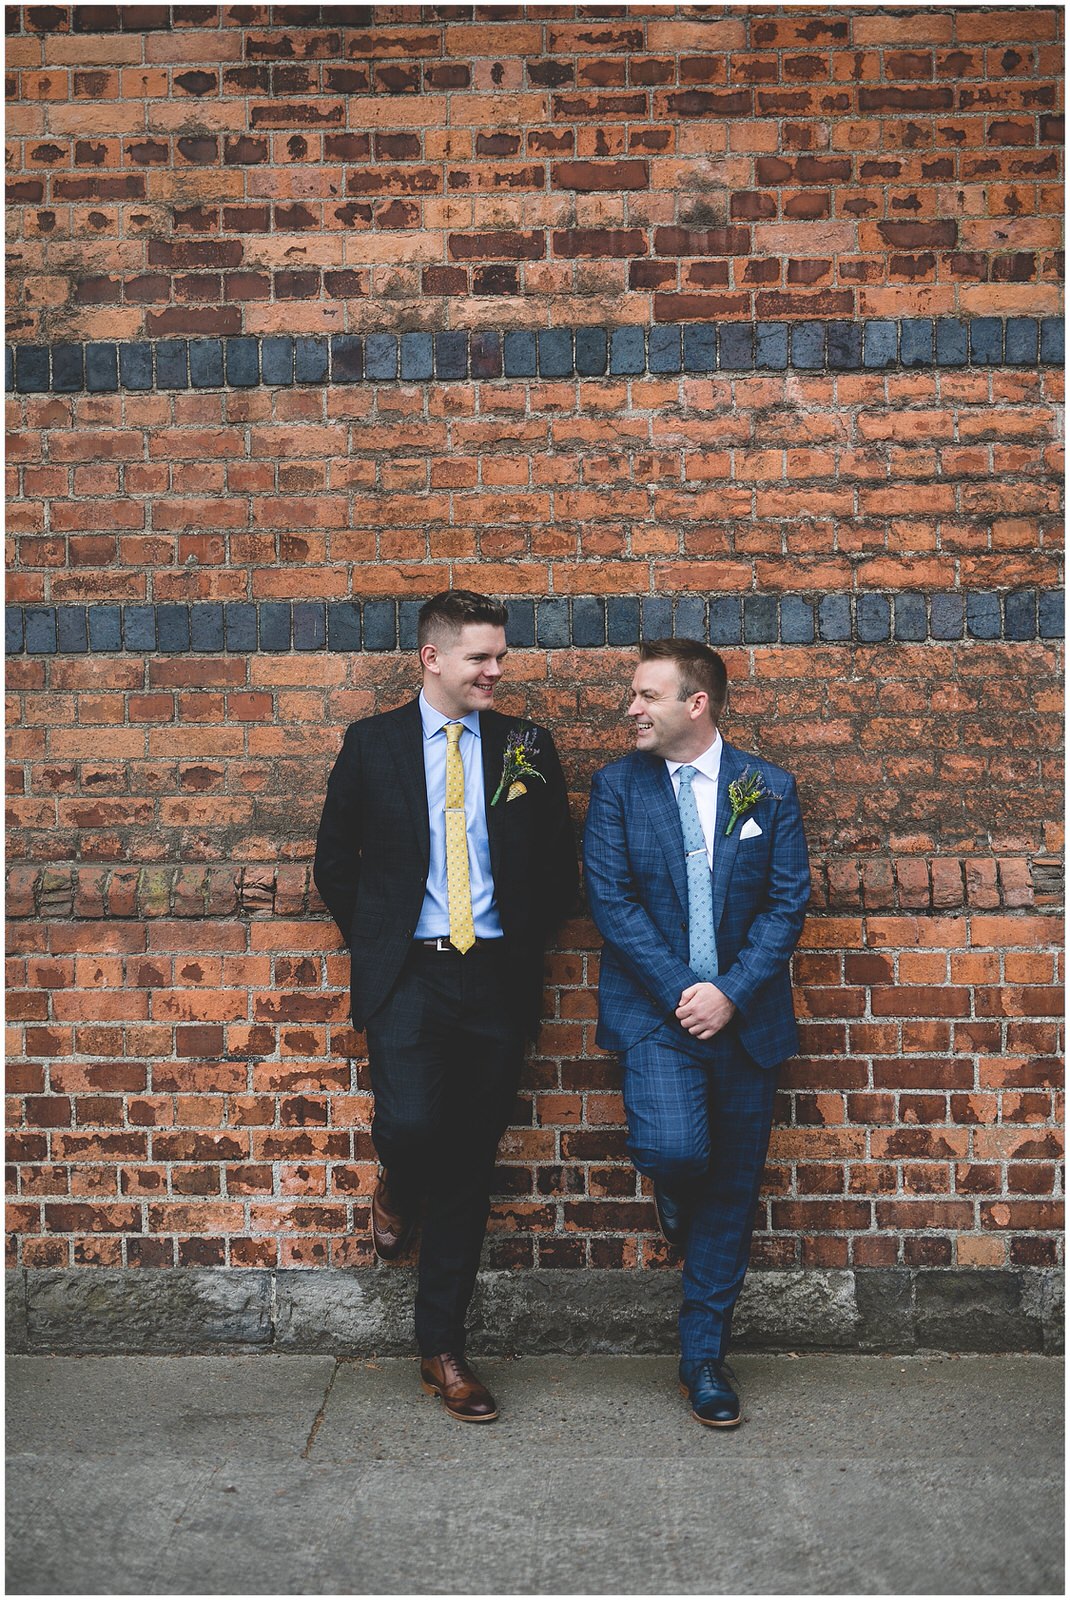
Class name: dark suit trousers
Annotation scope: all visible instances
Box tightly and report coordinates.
[620,1024,777,1364]
[364,941,525,1357]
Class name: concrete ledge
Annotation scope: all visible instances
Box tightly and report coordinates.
[5,1267,1063,1356]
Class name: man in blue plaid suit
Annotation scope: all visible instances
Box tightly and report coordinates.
[584,639,809,1427]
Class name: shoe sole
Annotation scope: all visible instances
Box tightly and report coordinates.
[420,1380,498,1422]
[678,1380,742,1428]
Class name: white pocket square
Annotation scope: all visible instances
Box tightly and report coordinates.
[739,817,763,840]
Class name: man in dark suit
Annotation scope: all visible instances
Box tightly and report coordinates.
[583,639,809,1428]
[314,591,576,1422]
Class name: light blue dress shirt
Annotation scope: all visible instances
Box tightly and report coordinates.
[414,691,503,940]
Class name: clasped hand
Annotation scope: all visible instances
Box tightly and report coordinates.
[676,981,736,1040]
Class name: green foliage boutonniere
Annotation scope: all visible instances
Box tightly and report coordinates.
[491,728,546,807]
[724,768,770,836]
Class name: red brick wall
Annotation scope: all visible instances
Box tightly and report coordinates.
[5,6,1064,1277]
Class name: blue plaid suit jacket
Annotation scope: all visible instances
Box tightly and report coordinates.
[584,738,810,1070]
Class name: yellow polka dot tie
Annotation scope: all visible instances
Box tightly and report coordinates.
[444,722,475,954]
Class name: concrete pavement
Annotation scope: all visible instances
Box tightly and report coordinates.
[6,1353,1064,1595]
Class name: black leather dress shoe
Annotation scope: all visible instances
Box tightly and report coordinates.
[679,1359,742,1428]
[653,1184,692,1248]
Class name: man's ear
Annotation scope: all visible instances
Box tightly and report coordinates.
[689,690,709,722]
[420,642,439,674]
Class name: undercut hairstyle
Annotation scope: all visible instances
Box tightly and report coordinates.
[639,638,728,718]
[417,590,509,650]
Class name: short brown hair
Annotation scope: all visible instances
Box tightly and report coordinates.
[417,590,508,649]
[639,638,728,717]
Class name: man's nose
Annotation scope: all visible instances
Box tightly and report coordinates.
[626,695,642,717]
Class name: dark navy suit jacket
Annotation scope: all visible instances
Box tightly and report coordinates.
[314,698,577,1038]
[583,738,810,1069]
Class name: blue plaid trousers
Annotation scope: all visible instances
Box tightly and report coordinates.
[621,1024,777,1364]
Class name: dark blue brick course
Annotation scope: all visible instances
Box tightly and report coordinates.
[88,605,122,652]
[399,333,432,382]
[674,595,706,641]
[119,344,152,390]
[818,594,851,642]
[900,320,933,368]
[52,343,84,391]
[743,594,778,644]
[155,340,188,389]
[1038,590,1063,639]
[575,328,607,376]
[503,330,536,377]
[332,335,364,383]
[780,595,814,644]
[648,325,681,373]
[435,331,467,380]
[224,603,257,653]
[856,593,891,642]
[827,322,861,370]
[538,328,573,378]
[6,606,24,654]
[56,606,88,653]
[1040,317,1063,365]
[259,602,291,652]
[294,336,328,384]
[536,598,570,647]
[930,593,964,639]
[156,604,190,653]
[504,599,534,648]
[708,596,741,645]
[261,336,293,386]
[5,347,12,394]
[85,342,119,392]
[16,347,49,392]
[327,601,361,652]
[966,592,1001,639]
[682,324,715,373]
[362,601,397,651]
[755,322,787,370]
[610,327,645,375]
[398,600,422,651]
[863,320,897,368]
[642,596,673,639]
[894,593,927,642]
[24,607,56,654]
[189,339,223,388]
[1004,317,1038,366]
[719,324,754,370]
[364,333,397,381]
[123,605,157,651]
[792,322,824,370]
[571,596,605,646]
[190,604,224,652]
[225,337,259,387]
[935,318,968,367]
[293,602,326,650]
[970,318,1003,365]
[1003,589,1036,641]
[606,595,640,644]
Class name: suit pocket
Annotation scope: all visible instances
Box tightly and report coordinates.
[350,909,382,941]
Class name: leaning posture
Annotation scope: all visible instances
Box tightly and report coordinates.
[314,590,576,1421]
[584,639,809,1427]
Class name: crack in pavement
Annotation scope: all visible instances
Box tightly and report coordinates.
[301,1359,341,1460]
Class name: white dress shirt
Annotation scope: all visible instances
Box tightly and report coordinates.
[414,691,503,940]
[665,733,722,870]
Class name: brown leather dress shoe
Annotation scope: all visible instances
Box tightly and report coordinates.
[419,1352,499,1423]
[370,1171,416,1261]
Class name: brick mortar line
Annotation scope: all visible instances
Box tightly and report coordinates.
[5,588,1065,655]
[5,317,1064,395]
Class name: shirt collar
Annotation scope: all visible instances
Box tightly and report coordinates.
[666,731,722,784]
[418,690,481,742]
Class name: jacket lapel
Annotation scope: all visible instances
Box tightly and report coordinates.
[388,698,431,868]
[712,738,746,930]
[479,711,510,886]
[635,755,689,917]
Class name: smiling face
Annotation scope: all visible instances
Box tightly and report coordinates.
[420,621,509,719]
[627,657,716,762]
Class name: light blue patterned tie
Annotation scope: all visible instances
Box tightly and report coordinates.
[677,765,718,981]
